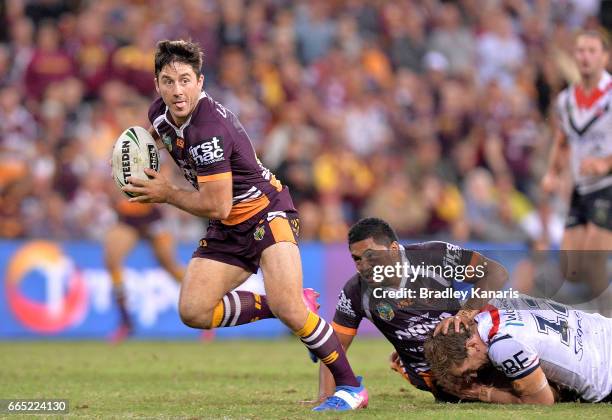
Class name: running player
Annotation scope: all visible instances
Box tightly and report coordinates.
[104,200,184,342]
[424,296,612,404]
[541,29,612,314]
[122,40,366,411]
[315,218,509,403]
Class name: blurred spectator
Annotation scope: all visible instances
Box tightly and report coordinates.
[428,2,476,76]
[24,20,75,101]
[295,1,336,65]
[476,10,525,89]
[0,0,606,243]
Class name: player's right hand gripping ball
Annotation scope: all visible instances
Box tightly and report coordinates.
[111,126,160,197]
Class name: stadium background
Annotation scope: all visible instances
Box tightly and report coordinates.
[0,0,610,340]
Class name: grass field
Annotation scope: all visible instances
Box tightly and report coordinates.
[1,338,610,419]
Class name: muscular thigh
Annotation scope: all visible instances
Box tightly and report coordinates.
[179,257,252,313]
[259,242,305,318]
[584,223,612,250]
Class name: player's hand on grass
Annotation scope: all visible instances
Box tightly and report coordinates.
[433,309,477,336]
[580,157,610,177]
[123,168,173,203]
[437,375,484,401]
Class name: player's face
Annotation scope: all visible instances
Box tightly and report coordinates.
[155,61,204,125]
[349,238,400,283]
[449,334,489,377]
[574,35,609,80]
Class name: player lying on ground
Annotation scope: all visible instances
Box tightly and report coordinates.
[121,39,366,411]
[315,217,509,403]
[424,296,612,404]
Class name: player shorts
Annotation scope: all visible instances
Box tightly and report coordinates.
[565,185,612,231]
[193,210,300,273]
[118,206,165,238]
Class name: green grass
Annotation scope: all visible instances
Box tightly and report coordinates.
[0,338,610,419]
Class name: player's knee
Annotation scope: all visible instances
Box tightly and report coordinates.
[178,300,214,330]
[268,301,304,331]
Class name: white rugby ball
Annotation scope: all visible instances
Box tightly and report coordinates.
[111,126,160,197]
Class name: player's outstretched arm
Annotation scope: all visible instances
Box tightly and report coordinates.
[541,127,568,194]
[123,168,233,220]
[483,367,555,405]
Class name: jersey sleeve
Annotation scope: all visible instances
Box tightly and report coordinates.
[147,97,165,126]
[188,125,233,182]
[332,275,364,336]
[488,336,540,380]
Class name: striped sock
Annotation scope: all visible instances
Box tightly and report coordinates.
[211,291,275,328]
[297,312,359,387]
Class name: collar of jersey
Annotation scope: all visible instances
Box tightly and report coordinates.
[163,91,208,135]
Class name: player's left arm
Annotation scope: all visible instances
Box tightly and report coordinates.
[460,252,508,309]
[435,248,508,335]
[123,169,233,220]
[580,154,612,176]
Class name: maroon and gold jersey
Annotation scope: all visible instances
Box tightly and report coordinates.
[332,241,483,391]
[148,91,295,226]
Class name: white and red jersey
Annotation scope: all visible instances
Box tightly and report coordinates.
[475,296,612,402]
[556,71,612,194]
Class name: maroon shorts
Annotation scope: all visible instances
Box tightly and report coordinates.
[193,210,300,273]
[118,206,164,238]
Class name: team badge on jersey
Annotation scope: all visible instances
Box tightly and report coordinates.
[376,302,395,321]
[254,225,265,241]
[162,134,173,152]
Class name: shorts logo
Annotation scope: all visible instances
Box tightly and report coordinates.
[189,136,224,166]
[199,239,207,247]
[290,218,300,238]
[254,225,265,241]
[376,302,395,321]
[593,198,610,224]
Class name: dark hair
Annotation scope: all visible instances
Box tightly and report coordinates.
[154,40,203,78]
[576,28,610,51]
[423,327,471,381]
[347,218,399,246]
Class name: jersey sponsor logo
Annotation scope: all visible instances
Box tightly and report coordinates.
[574,312,584,361]
[442,243,462,267]
[376,302,395,321]
[336,290,356,318]
[189,136,224,165]
[147,144,159,171]
[395,322,437,340]
[500,350,534,376]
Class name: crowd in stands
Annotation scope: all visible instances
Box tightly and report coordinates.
[0,0,609,246]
